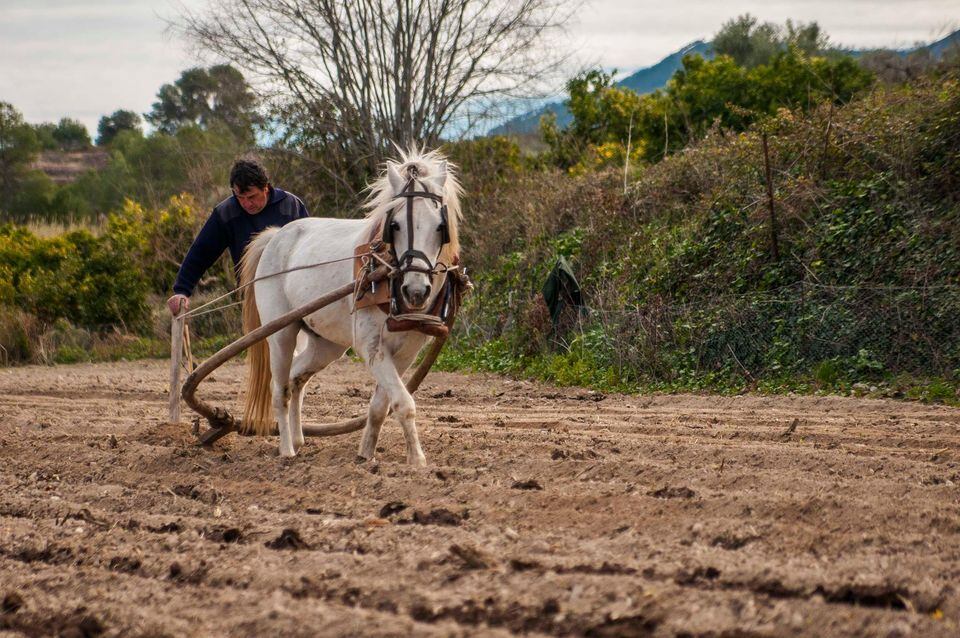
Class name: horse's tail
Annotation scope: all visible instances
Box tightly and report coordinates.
[240,227,281,436]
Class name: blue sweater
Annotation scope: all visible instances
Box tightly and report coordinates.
[173,187,309,296]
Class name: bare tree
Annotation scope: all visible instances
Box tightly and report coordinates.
[181,0,571,181]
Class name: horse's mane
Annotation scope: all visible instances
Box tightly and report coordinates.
[365,146,463,264]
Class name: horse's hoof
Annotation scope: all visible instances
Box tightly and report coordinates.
[355,454,372,464]
[279,447,297,459]
[407,455,427,468]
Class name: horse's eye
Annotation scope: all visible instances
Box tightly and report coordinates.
[390,221,400,231]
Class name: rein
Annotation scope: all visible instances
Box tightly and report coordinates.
[179,252,371,321]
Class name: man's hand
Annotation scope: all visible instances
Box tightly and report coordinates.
[167,294,189,316]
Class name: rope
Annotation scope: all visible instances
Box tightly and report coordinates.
[180,319,195,374]
[185,299,244,319]
[178,252,372,320]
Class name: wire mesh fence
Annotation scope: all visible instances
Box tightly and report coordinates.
[574,283,960,382]
[181,281,960,386]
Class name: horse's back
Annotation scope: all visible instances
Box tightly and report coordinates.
[271,216,370,261]
[255,216,374,346]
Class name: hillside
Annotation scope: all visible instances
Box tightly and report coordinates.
[488,40,711,136]
[452,67,960,396]
[30,149,108,185]
[490,29,960,137]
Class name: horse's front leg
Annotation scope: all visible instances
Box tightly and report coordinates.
[367,349,426,467]
[357,384,389,462]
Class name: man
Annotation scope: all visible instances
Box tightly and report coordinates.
[167,158,309,315]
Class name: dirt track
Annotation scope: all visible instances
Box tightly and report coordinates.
[1,359,959,637]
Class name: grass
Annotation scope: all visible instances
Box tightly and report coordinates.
[24,217,103,238]
[436,336,960,406]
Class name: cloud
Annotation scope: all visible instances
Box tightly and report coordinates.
[0,0,202,132]
[571,0,958,71]
[1,0,956,132]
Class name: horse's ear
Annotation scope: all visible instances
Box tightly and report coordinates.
[387,163,405,195]
[427,160,447,193]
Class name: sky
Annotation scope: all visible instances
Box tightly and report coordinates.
[1,0,957,135]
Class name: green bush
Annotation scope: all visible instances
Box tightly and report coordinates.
[0,225,151,331]
[0,305,39,364]
[545,48,874,169]
[104,194,209,294]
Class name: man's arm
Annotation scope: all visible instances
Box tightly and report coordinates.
[295,195,310,219]
[172,212,229,298]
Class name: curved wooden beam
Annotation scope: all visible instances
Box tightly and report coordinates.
[300,329,449,437]
[183,267,389,444]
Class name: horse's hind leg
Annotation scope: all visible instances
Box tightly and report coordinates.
[288,331,347,453]
[268,323,300,458]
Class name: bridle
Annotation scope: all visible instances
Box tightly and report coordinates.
[381,174,450,278]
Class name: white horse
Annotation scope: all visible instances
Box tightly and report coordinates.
[239,148,462,464]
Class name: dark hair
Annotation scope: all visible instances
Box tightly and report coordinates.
[229,158,270,191]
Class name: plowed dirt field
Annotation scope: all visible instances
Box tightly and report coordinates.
[1,359,959,637]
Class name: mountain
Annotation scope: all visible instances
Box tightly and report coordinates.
[618,40,712,93]
[487,40,712,137]
[488,30,959,137]
[918,29,959,59]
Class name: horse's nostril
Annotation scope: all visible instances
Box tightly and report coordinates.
[402,283,429,306]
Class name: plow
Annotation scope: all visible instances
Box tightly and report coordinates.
[167,242,470,447]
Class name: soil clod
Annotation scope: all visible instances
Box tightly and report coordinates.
[205,526,242,544]
[711,531,760,550]
[108,556,142,573]
[378,501,408,518]
[146,521,181,534]
[780,418,800,439]
[449,543,493,569]
[509,558,542,572]
[171,483,222,504]
[265,528,311,550]
[1,592,24,614]
[648,486,696,499]
[409,508,461,526]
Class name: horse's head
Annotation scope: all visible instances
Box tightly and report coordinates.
[384,162,449,309]
[367,148,462,312]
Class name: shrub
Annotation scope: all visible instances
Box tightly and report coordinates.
[0,306,40,364]
[0,225,151,331]
[104,194,210,294]
[547,49,874,168]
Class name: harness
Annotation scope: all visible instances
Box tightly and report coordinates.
[348,172,468,338]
